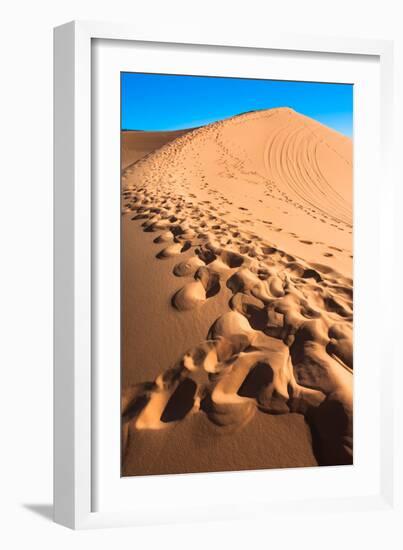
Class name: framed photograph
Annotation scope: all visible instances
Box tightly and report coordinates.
[54,21,398,530]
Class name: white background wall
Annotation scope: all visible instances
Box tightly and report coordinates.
[0,0,401,548]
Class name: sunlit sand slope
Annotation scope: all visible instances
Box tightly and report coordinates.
[121,108,353,474]
[121,129,190,169]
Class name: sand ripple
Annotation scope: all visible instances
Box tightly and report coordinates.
[122,107,353,468]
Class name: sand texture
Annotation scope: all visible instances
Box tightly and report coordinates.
[121,108,353,476]
[121,129,190,169]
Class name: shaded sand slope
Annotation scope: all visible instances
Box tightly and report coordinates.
[121,129,190,169]
[121,108,353,475]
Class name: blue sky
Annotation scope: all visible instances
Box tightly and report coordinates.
[121,73,353,138]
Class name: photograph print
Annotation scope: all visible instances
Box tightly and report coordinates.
[120,73,353,476]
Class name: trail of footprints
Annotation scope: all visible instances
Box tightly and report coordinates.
[122,184,354,467]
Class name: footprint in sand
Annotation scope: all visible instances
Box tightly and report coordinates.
[156,241,191,259]
[122,107,353,469]
[172,266,221,311]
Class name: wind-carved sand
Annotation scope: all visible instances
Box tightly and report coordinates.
[121,107,353,475]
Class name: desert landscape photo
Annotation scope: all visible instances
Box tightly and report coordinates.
[121,73,353,476]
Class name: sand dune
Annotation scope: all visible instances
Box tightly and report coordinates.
[121,129,190,169]
[121,107,353,475]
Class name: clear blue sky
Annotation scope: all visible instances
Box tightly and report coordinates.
[121,72,353,137]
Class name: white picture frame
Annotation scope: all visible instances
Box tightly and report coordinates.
[54,20,398,531]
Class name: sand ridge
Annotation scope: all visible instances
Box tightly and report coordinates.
[121,129,190,169]
[121,107,353,473]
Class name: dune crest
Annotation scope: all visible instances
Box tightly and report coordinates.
[122,107,353,472]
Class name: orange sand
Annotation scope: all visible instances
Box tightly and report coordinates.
[121,129,189,169]
[121,108,353,476]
